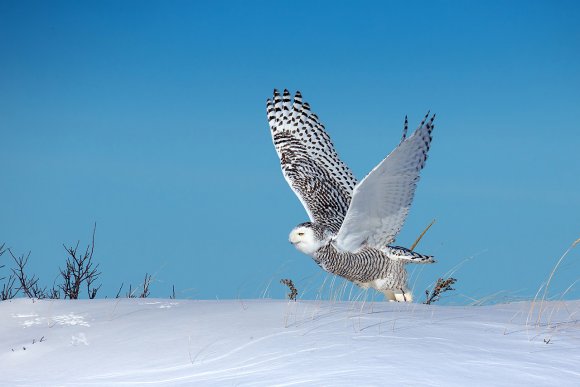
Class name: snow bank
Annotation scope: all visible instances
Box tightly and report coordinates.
[1,298,579,385]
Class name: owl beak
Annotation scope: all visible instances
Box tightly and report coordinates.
[289,234,300,245]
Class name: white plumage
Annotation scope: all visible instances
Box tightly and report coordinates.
[267,89,435,301]
[335,112,434,252]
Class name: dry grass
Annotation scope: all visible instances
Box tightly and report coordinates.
[409,219,436,251]
[526,237,580,328]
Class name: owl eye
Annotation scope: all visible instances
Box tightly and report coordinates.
[298,232,304,236]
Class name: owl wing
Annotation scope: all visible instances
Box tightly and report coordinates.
[267,89,357,234]
[334,113,435,252]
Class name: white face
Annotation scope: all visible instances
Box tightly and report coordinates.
[289,225,322,256]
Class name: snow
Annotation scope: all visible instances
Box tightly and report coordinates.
[1,298,579,386]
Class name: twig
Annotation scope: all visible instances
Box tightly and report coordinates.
[140,273,152,298]
[1,274,17,300]
[115,283,124,298]
[410,219,436,251]
[0,244,18,300]
[10,250,47,299]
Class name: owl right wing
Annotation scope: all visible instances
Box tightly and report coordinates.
[334,113,435,252]
[267,89,358,234]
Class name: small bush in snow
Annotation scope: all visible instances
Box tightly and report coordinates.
[424,277,457,305]
[280,278,298,301]
[0,224,156,300]
[59,225,101,299]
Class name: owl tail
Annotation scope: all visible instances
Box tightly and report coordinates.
[385,246,435,264]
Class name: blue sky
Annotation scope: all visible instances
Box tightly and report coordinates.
[1,0,579,302]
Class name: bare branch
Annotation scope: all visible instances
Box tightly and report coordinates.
[58,224,101,299]
[123,274,154,298]
[140,273,152,298]
[10,249,47,299]
[1,273,17,300]
[115,283,124,298]
[0,243,6,281]
[126,283,135,298]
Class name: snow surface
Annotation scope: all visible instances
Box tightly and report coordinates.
[1,298,579,386]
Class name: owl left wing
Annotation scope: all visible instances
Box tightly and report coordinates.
[334,113,435,252]
[267,89,357,234]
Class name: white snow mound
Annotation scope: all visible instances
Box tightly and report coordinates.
[1,298,579,386]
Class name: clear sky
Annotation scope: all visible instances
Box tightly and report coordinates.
[1,0,579,302]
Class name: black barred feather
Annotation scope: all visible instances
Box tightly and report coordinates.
[401,115,408,144]
[267,89,357,234]
[316,244,433,286]
[317,244,405,285]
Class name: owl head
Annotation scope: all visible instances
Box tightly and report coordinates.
[289,222,325,256]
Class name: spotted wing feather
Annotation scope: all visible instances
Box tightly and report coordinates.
[334,113,435,251]
[267,89,357,234]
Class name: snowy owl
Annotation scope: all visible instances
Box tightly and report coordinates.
[266,89,435,302]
